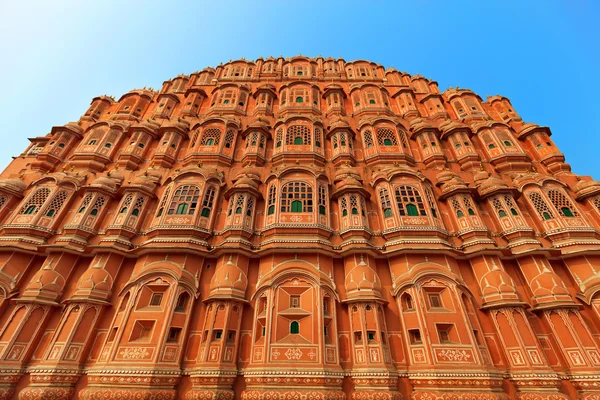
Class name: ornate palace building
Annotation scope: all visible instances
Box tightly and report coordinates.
[0,56,599,400]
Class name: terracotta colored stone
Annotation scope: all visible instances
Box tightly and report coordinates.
[0,56,597,399]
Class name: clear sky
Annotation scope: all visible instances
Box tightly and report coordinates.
[0,1,598,177]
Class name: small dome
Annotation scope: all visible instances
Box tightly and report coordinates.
[0,178,26,194]
[233,174,260,191]
[436,170,459,185]
[344,256,383,301]
[90,171,123,193]
[477,175,510,197]
[573,178,600,199]
[209,256,248,300]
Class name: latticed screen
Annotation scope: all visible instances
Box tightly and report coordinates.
[120,194,134,214]
[593,195,600,212]
[528,192,554,220]
[21,188,51,215]
[318,185,327,215]
[481,132,496,149]
[350,195,359,215]
[462,196,476,215]
[267,185,277,215]
[451,198,463,214]
[280,182,313,213]
[398,131,409,149]
[546,189,578,217]
[132,196,146,216]
[77,193,94,213]
[246,197,254,217]
[200,187,216,217]
[363,130,374,148]
[340,197,348,215]
[314,128,322,147]
[234,194,245,214]
[44,190,69,218]
[155,187,170,217]
[190,130,200,148]
[377,128,398,146]
[168,185,200,215]
[224,129,235,148]
[201,128,221,146]
[379,188,392,217]
[90,196,106,216]
[395,185,426,216]
[492,197,506,217]
[275,128,283,147]
[286,125,311,145]
[0,195,8,210]
[425,187,439,219]
[496,130,514,147]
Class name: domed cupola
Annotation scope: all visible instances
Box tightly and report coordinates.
[0,178,26,197]
[436,170,469,197]
[573,177,600,201]
[344,255,383,302]
[89,169,124,195]
[208,255,248,301]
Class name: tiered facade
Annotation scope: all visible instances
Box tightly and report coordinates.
[0,56,599,399]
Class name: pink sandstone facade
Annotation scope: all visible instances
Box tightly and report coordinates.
[0,56,598,399]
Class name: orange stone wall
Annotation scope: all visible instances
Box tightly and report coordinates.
[0,56,599,400]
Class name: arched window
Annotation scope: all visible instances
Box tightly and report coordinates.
[20,187,51,215]
[281,182,313,213]
[267,185,277,215]
[318,185,327,215]
[528,191,554,221]
[43,190,69,218]
[77,193,93,215]
[290,321,300,334]
[168,185,200,215]
[200,186,216,218]
[275,128,283,148]
[363,130,374,149]
[546,189,578,218]
[223,129,235,149]
[340,197,348,217]
[130,196,145,218]
[286,125,311,146]
[402,293,414,311]
[175,292,189,312]
[379,188,393,218]
[395,186,426,217]
[377,128,398,147]
[246,197,254,217]
[295,96,303,103]
[200,128,221,146]
[119,194,134,216]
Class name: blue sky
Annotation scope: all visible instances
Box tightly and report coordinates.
[0,1,598,177]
